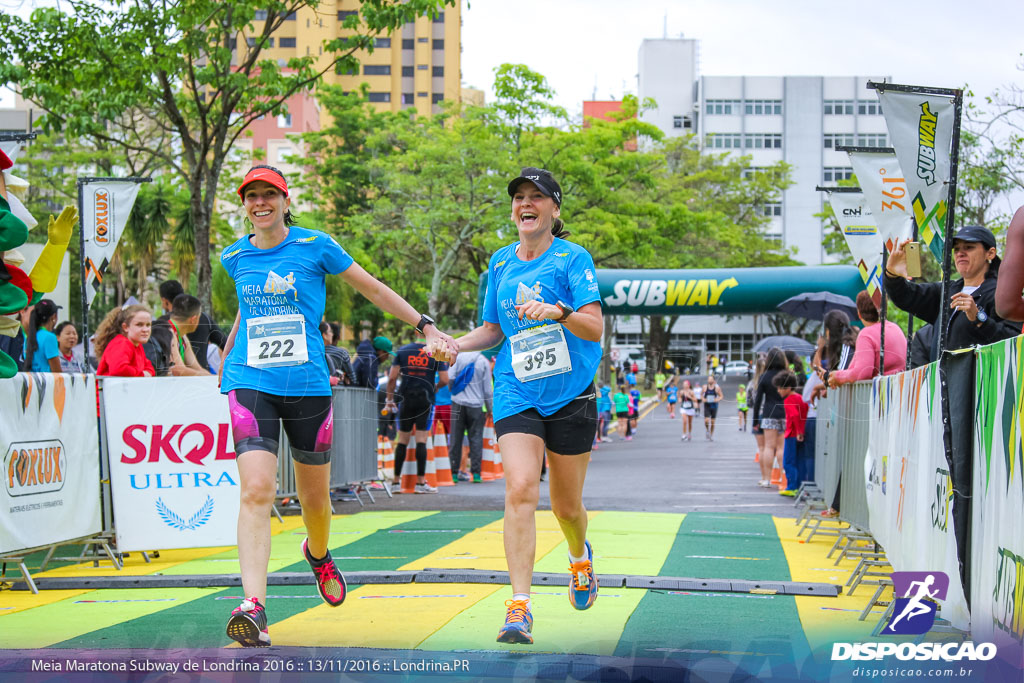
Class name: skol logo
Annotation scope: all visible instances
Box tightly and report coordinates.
[4,440,67,497]
[120,424,236,466]
[916,101,938,186]
[604,278,739,309]
[992,547,1024,639]
[94,189,111,245]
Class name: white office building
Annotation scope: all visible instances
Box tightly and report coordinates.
[632,37,889,362]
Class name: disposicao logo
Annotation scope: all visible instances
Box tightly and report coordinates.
[832,570,998,662]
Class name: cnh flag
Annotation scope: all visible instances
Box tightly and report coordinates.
[81,179,142,306]
[875,89,956,263]
[847,150,914,253]
[829,190,882,308]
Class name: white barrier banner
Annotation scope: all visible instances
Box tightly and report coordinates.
[867,363,969,629]
[876,88,956,264]
[829,191,883,308]
[0,373,101,554]
[973,338,1024,658]
[102,376,240,551]
[847,150,914,253]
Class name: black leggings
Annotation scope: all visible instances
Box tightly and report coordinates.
[394,441,427,478]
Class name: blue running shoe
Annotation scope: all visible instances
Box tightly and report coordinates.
[496,598,533,644]
[568,540,598,610]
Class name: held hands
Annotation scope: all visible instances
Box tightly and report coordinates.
[886,239,911,279]
[950,291,979,321]
[515,300,560,322]
[424,324,459,364]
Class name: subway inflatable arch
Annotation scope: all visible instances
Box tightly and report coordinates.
[477,265,866,320]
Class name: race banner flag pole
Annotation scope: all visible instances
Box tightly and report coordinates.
[867,81,963,357]
[816,186,882,307]
[77,177,151,366]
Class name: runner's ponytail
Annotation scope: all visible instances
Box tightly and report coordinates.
[551,218,570,239]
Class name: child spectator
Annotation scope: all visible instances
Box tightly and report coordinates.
[612,385,631,441]
[25,299,62,373]
[95,304,155,377]
[773,369,807,497]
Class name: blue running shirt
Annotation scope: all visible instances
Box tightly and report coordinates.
[483,238,602,421]
[220,226,354,396]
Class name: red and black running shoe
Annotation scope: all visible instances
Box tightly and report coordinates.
[226,597,270,647]
[302,538,347,606]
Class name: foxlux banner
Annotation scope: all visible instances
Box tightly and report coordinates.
[827,192,883,308]
[81,180,142,306]
[847,150,914,254]
[865,363,969,629]
[0,373,101,554]
[876,89,956,264]
[973,337,1024,663]
[102,376,240,551]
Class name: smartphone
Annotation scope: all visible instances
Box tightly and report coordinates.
[904,242,922,278]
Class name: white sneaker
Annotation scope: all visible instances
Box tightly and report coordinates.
[391,483,403,494]
[415,482,438,494]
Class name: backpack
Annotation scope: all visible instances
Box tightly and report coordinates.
[142,326,172,377]
[449,362,476,396]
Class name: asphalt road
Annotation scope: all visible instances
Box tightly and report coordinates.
[330,375,800,518]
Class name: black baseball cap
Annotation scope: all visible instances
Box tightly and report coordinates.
[952,225,996,250]
[507,167,562,207]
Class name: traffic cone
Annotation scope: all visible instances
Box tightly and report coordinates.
[400,431,418,493]
[755,451,760,463]
[432,420,454,486]
[769,467,782,487]
[377,436,395,481]
[423,430,438,489]
[481,416,498,481]
[491,434,504,480]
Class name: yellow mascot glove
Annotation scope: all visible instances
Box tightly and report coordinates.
[28,205,78,293]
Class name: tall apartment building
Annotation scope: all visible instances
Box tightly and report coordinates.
[627,37,890,365]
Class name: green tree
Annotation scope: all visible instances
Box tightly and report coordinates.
[0,0,455,315]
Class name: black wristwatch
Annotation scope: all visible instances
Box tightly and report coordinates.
[555,301,574,322]
[415,314,436,334]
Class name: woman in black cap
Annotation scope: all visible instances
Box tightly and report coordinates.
[885,227,1019,358]
[447,167,603,645]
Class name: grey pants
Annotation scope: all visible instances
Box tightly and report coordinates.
[449,403,485,475]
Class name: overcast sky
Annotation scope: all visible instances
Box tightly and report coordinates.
[461,0,1024,118]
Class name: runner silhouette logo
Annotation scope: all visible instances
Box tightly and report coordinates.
[884,571,949,634]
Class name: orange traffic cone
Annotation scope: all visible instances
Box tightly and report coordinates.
[430,421,453,486]
[754,451,760,463]
[378,436,395,481]
[769,467,782,487]
[481,416,498,481]
[423,430,438,489]
[400,430,418,493]
[491,434,504,480]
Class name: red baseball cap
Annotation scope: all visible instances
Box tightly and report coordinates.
[0,149,11,171]
[237,166,289,200]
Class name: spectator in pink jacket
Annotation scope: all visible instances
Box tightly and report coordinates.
[829,291,907,387]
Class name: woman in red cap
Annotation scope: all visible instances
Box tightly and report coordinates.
[219,164,456,647]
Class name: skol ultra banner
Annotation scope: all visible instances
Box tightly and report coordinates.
[866,363,970,629]
[828,191,883,308]
[0,373,101,554]
[847,150,914,253]
[973,337,1024,660]
[102,376,241,551]
[876,89,957,263]
[81,180,142,306]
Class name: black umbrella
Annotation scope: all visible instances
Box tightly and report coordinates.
[752,335,816,355]
[776,291,858,322]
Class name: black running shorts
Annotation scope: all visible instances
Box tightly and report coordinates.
[228,389,333,465]
[495,384,598,456]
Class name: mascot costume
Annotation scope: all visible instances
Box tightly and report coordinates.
[0,144,77,378]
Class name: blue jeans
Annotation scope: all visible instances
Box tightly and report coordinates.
[783,436,800,491]
[798,417,816,484]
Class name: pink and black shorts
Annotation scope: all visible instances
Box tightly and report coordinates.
[227,389,333,465]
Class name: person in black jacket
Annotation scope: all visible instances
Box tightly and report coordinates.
[752,347,787,488]
[884,226,1019,354]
